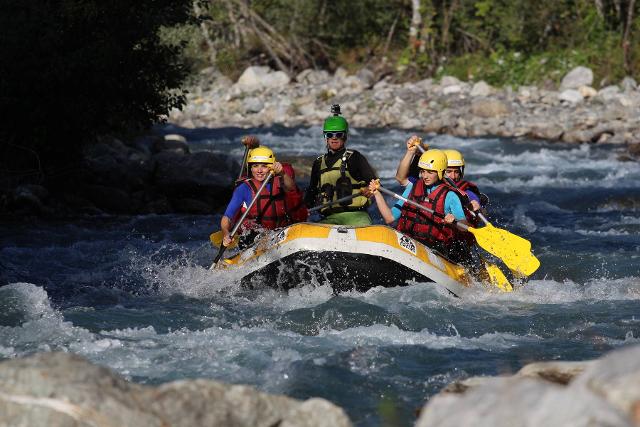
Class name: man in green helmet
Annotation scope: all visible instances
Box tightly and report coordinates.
[304,104,377,226]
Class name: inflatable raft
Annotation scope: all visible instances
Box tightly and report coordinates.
[217,223,510,296]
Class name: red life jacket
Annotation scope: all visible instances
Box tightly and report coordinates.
[396,180,455,250]
[234,162,308,225]
[457,180,480,200]
[242,177,291,230]
[280,163,309,223]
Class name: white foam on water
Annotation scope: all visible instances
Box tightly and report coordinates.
[460,276,640,305]
[0,283,95,358]
[318,324,540,351]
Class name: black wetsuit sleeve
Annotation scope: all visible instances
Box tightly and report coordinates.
[349,151,378,182]
[304,159,321,207]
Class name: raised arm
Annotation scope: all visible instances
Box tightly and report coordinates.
[395,135,423,185]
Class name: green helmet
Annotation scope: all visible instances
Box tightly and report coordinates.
[323,115,348,133]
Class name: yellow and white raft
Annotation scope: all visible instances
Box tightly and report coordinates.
[216,223,512,296]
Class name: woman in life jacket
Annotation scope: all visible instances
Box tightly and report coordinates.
[234,136,308,224]
[368,150,472,264]
[221,146,297,249]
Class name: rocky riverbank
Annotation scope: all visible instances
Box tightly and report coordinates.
[171,65,640,149]
[3,345,640,426]
[0,135,240,217]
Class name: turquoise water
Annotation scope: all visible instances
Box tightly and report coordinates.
[2,127,640,426]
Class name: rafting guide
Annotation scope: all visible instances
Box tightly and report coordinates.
[304,104,377,226]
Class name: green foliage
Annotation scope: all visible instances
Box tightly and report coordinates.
[0,0,192,182]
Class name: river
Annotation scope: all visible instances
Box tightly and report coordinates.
[2,126,640,426]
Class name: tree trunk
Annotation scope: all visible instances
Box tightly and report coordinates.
[622,0,637,74]
[193,0,217,66]
[409,0,423,54]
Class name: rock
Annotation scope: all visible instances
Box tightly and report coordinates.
[79,184,135,214]
[440,75,461,87]
[571,345,640,417]
[597,85,621,101]
[559,89,584,104]
[579,86,598,98]
[262,71,291,89]
[242,97,265,114]
[470,99,510,117]
[416,377,633,427]
[153,151,238,212]
[517,360,594,385]
[333,67,348,81]
[355,68,375,88]
[621,76,638,92]
[152,136,190,155]
[470,81,492,97]
[164,133,187,143]
[0,352,352,427]
[296,69,330,85]
[236,66,290,91]
[236,65,271,88]
[560,66,593,90]
[442,85,462,95]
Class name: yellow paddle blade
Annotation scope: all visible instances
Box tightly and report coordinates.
[483,262,513,292]
[467,223,540,276]
[209,231,238,250]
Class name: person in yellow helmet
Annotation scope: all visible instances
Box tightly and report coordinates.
[442,149,482,213]
[395,136,484,214]
[369,150,468,261]
[221,146,296,248]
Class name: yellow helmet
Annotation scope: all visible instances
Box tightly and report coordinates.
[417,149,448,180]
[247,146,275,165]
[443,149,465,176]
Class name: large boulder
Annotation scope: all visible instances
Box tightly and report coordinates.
[560,66,594,90]
[236,66,290,91]
[0,352,352,427]
[153,151,239,212]
[417,345,640,427]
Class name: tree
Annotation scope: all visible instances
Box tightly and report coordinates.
[0,0,192,187]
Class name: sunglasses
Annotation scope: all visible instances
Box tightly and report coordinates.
[324,131,345,139]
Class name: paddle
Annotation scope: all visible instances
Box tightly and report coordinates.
[209,230,238,249]
[308,191,364,213]
[211,171,274,268]
[377,185,540,276]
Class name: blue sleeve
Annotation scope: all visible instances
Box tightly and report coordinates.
[444,192,466,220]
[466,190,480,203]
[391,182,413,221]
[223,184,251,219]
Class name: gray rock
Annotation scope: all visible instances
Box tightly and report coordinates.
[597,85,621,101]
[620,76,637,92]
[440,75,461,87]
[417,377,633,427]
[296,69,330,85]
[0,352,352,427]
[559,89,584,104]
[355,68,375,88]
[517,361,595,385]
[242,97,265,114]
[152,136,190,155]
[236,65,271,88]
[470,81,492,97]
[560,66,593,90]
[470,99,510,117]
